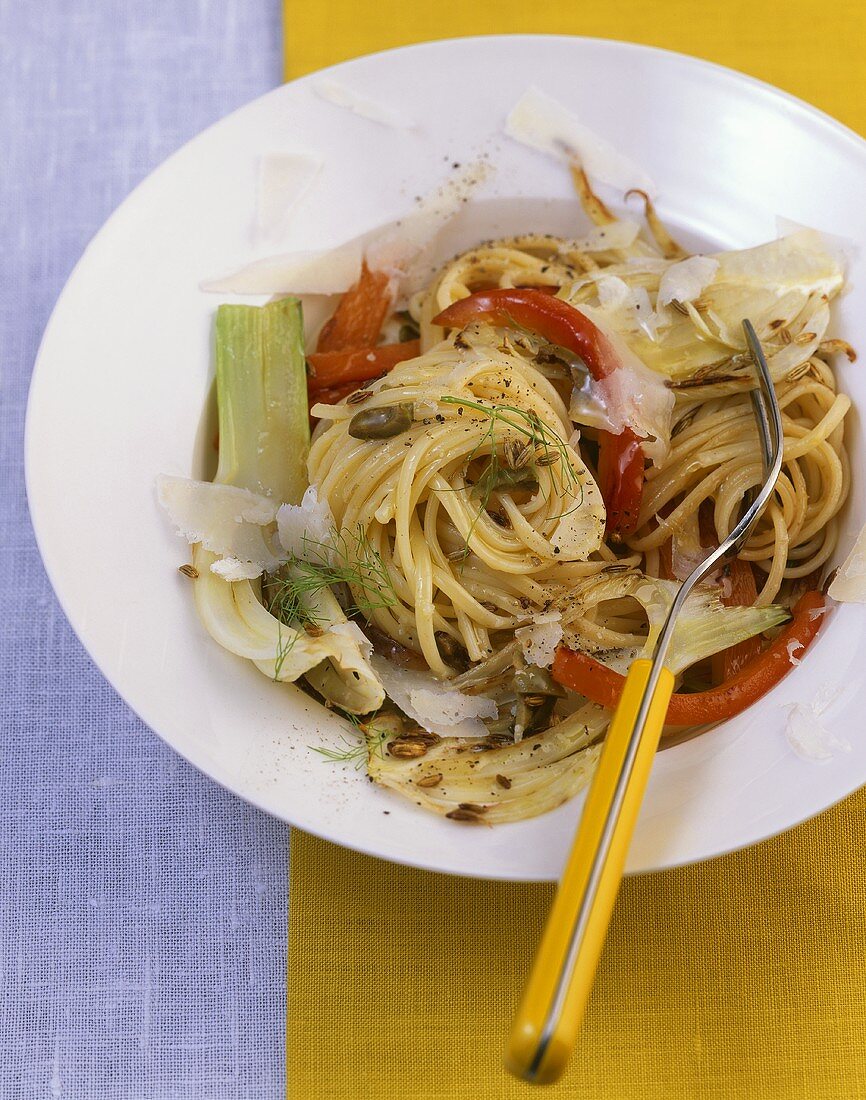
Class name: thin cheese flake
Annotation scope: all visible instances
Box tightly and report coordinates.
[784,684,850,762]
[313,78,416,129]
[516,612,563,668]
[201,242,363,296]
[370,656,496,739]
[505,86,655,194]
[657,256,720,308]
[210,556,265,582]
[828,519,866,603]
[156,475,282,577]
[276,486,335,561]
[569,305,674,463]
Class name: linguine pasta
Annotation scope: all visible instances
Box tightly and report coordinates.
[167,167,854,825]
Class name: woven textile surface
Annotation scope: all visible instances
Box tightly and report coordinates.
[283,4,866,1098]
[1,3,286,1096]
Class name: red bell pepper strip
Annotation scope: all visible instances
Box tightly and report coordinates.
[307,340,419,393]
[432,288,644,538]
[551,591,826,727]
[316,262,392,353]
[596,428,644,539]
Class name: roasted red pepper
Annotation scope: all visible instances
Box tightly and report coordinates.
[551,591,826,727]
[432,288,644,538]
[307,340,420,393]
[316,262,392,352]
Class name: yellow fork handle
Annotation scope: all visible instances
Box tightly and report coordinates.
[505,658,675,1084]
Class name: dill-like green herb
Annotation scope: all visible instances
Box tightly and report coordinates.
[264,572,323,681]
[309,709,391,770]
[264,526,395,680]
[266,525,396,630]
[439,396,585,544]
[273,625,294,681]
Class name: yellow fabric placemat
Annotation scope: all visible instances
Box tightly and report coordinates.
[284,6,866,1097]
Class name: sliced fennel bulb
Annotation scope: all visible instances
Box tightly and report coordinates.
[558,572,789,674]
[633,577,789,673]
[190,298,384,714]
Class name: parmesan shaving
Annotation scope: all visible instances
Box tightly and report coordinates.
[201,240,363,296]
[785,639,804,667]
[670,530,706,582]
[657,256,720,308]
[713,230,843,299]
[828,519,866,603]
[209,557,265,582]
[254,153,322,246]
[370,656,497,739]
[594,276,659,340]
[313,78,416,129]
[776,215,856,274]
[783,683,850,761]
[505,86,655,194]
[156,475,282,577]
[276,486,335,562]
[515,612,563,668]
[568,305,674,463]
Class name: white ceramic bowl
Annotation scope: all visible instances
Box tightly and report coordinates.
[26,35,866,881]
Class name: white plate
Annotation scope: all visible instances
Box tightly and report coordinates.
[26,36,866,881]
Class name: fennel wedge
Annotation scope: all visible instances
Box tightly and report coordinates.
[187,298,383,714]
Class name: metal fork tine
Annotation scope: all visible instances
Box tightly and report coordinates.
[744,319,779,480]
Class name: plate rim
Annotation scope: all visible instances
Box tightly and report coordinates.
[25,32,866,881]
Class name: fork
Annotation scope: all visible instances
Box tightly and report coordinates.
[505,319,782,1084]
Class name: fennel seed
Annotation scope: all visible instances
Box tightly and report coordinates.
[446,808,483,823]
[504,440,532,470]
[416,772,443,788]
[346,389,372,405]
[178,564,199,579]
[458,802,488,813]
[406,731,441,746]
[387,739,429,759]
[786,361,811,382]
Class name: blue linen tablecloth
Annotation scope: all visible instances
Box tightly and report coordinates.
[1,3,287,1096]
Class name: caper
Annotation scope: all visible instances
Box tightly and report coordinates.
[348,402,414,440]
